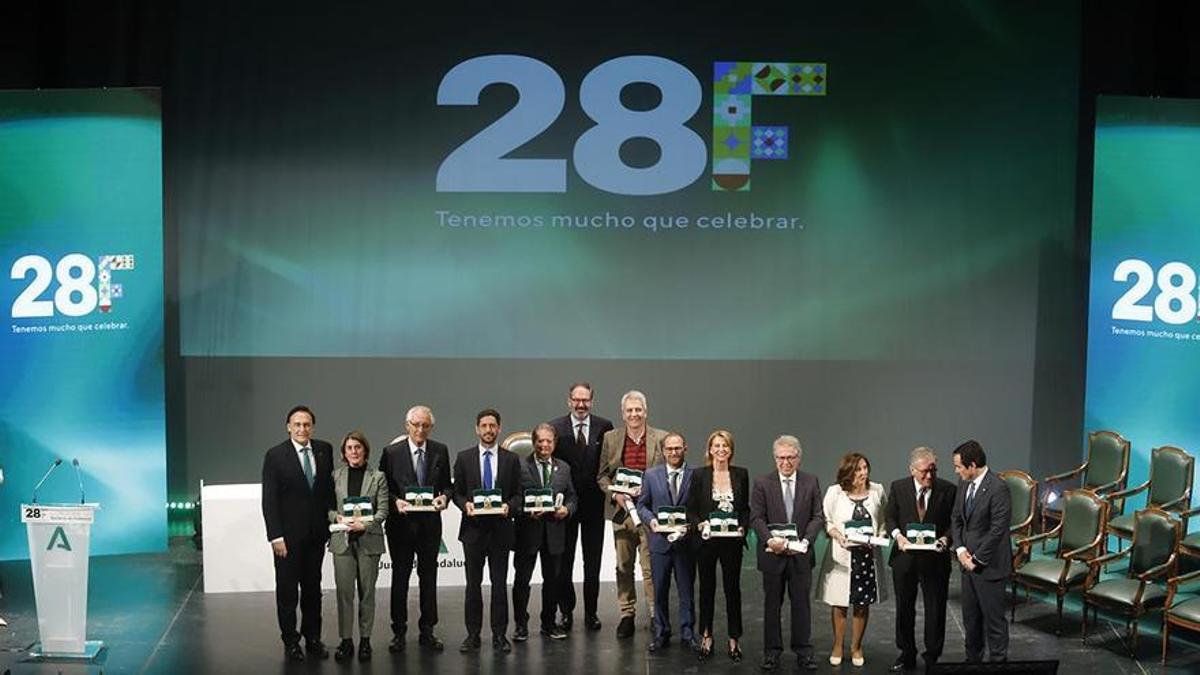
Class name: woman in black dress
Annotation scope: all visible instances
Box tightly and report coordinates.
[687,429,751,663]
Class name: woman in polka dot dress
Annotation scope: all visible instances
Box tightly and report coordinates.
[816,452,888,668]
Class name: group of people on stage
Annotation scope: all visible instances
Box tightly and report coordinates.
[261,383,1014,671]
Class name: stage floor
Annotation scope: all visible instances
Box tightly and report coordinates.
[0,539,1197,673]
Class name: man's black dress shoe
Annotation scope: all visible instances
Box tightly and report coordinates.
[459,634,481,653]
[418,632,444,651]
[585,614,602,630]
[388,635,405,653]
[760,654,779,671]
[334,639,354,663]
[541,626,568,640]
[493,635,512,653]
[559,615,573,631]
[890,657,916,672]
[513,624,529,642]
[798,655,819,671]
[616,616,635,639]
[682,637,700,652]
[648,636,670,652]
[357,637,372,662]
[306,640,330,660]
[284,643,305,662]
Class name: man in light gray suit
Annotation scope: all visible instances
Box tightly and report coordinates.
[950,439,1012,663]
[512,423,577,642]
[750,434,824,672]
[597,390,669,638]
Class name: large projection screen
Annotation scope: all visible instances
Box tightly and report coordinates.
[173,3,1080,494]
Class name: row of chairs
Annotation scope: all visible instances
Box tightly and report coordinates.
[1000,431,1200,664]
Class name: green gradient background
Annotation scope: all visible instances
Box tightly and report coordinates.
[177,3,1079,360]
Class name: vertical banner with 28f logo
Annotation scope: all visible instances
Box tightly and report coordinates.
[0,88,166,560]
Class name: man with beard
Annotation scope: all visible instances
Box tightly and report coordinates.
[452,409,522,653]
[549,382,613,631]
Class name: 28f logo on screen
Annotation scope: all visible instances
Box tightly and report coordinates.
[10,254,134,318]
[436,55,826,195]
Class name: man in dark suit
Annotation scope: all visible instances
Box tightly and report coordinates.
[261,404,336,662]
[377,404,452,653]
[883,447,956,672]
[512,423,577,641]
[749,434,824,672]
[635,431,697,653]
[950,439,1012,663]
[452,408,523,654]
[549,381,614,631]
[597,390,668,638]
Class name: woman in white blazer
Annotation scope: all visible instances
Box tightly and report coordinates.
[816,452,888,668]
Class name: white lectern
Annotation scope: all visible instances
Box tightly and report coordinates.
[20,503,105,660]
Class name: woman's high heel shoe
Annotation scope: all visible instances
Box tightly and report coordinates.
[698,636,713,662]
[728,642,743,663]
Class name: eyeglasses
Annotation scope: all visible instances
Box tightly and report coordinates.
[913,466,936,474]
[406,421,433,429]
[774,455,798,462]
[569,398,592,404]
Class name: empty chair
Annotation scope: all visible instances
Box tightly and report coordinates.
[1160,567,1200,665]
[1001,470,1038,543]
[1104,446,1193,551]
[1178,505,1200,560]
[1082,508,1181,655]
[1042,431,1129,539]
[1011,489,1107,633]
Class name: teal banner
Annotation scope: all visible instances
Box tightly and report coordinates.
[1,88,165,560]
[1085,95,1200,497]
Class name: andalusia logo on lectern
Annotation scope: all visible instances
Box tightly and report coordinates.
[46,526,73,551]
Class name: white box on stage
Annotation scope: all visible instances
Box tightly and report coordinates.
[201,482,624,594]
[20,503,105,660]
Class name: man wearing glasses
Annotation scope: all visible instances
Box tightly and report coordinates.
[549,382,614,631]
[882,447,955,672]
[749,435,824,671]
[378,405,452,653]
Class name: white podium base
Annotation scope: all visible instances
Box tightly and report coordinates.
[26,640,106,662]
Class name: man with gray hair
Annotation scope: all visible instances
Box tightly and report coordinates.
[882,447,955,671]
[378,405,452,653]
[750,435,824,671]
[598,390,668,638]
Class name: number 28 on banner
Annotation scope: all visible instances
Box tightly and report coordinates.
[436,55,826,195]
[10,253,135,319]
[1112,259,1199,325]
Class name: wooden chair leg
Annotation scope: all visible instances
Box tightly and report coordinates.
[1055,593,1064,636]
[1161,620,1170,665]
[1081,600,1089,641]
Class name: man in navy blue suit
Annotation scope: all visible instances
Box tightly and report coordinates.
[950,439,1012,663]
[636,431,697,653]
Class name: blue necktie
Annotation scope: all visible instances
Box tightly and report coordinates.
[483,450,494,490]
